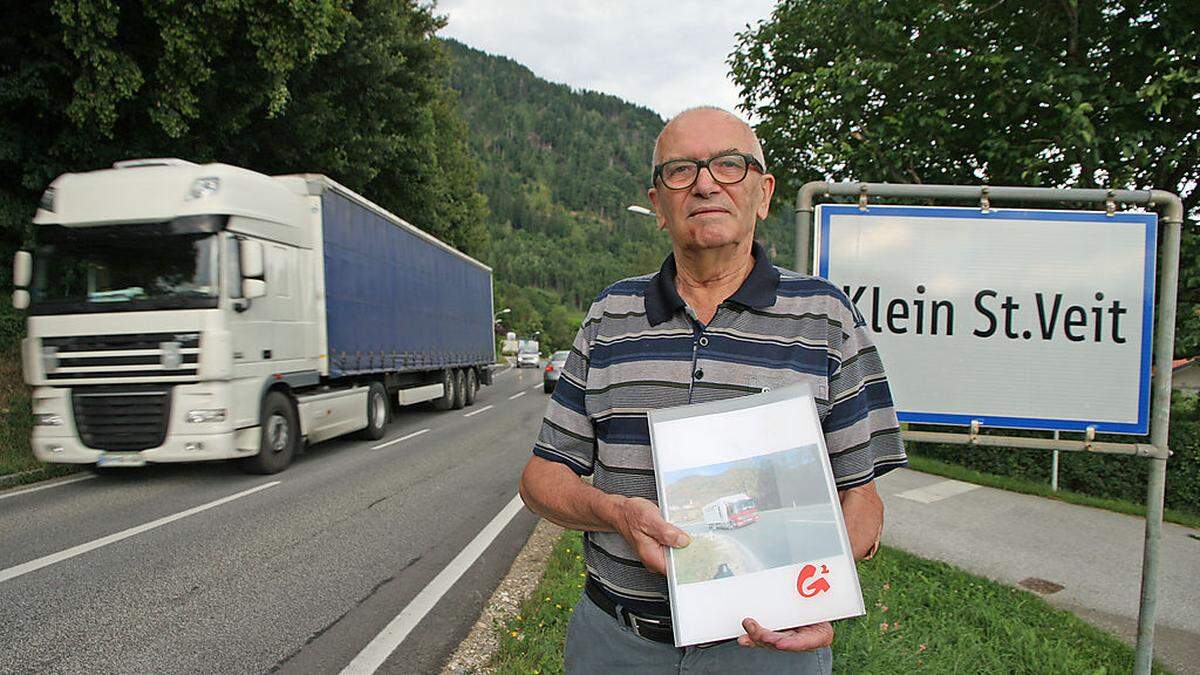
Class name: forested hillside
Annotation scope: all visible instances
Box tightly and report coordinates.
[444,40,798,351]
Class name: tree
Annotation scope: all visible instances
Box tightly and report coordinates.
[0,0,488,255]
[731,0,1199,356]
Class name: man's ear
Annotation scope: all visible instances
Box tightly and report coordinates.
[755,173,776,221]
[648,187,667,231]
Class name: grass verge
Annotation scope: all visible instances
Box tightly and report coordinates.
[488,531,1170,674]
[0,346,73,486]
[907,454,1200,530]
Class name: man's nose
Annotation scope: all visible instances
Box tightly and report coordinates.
[691,165,722,197]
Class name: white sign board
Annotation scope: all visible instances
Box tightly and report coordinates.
[815,204,1156,434]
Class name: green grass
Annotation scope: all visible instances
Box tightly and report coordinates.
[907,454,1200,530]
[0,346,73,486]
[488,531,1170,674]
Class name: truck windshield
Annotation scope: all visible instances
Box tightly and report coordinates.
[30,220,224,315]
[731,499,756,513]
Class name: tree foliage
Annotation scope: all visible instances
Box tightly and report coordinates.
[0,0,487,255]
[731,0,1199,356]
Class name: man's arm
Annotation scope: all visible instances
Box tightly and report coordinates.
[519,455,690,574]
[840,481,884,560]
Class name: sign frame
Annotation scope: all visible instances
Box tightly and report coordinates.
[814,203,1158,435]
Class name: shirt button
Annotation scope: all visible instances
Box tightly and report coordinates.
[694,369,704,380]
[698,336,709,347]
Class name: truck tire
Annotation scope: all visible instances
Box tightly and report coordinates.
[242,391,299,474]
[357,381,389,440]
[432,369,455,411]
[452,369,467,410]
[464,368,478,406]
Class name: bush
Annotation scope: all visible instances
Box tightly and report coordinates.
[909,392,1200,516]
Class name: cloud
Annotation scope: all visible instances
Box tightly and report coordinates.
[434,0,776,119]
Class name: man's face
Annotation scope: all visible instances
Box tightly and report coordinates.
[648,111,775,253]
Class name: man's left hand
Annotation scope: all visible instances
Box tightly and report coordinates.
[737,618,834,652]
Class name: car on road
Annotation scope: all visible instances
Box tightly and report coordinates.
[517,346,540,368]
[543,350,570,393]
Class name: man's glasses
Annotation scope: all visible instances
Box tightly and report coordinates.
[653,152,765,190]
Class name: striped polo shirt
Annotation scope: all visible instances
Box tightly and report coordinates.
[533,241,907,616]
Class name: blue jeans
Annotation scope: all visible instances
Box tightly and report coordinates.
[563,594,833,674]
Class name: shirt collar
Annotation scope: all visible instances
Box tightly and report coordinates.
[645,241,781,326]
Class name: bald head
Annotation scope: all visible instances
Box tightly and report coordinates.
[652,106,766,174]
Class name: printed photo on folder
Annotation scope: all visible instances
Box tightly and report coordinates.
[647,382,865,647]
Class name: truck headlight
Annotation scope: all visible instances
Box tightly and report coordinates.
[34,413,64,426]
[186,409,227,424]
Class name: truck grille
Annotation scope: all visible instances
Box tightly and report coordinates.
[71,385,172,451]
[43,332,200,382]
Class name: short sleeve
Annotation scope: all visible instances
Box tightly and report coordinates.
[822,295,907,489]
[532,305,599,475]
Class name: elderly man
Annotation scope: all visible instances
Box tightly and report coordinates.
[519,106,907,673]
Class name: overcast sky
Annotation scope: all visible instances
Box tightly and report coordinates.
[434,0,777,121]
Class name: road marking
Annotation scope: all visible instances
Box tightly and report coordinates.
[493,366,513,377]
[372,428,430,450]
[341,494,526,675]
[508,391,526,400]
[463,404,493,418]
[0,481,281,585]
[0,474,95,501]
[531,384,543,391]
[896,479,980,504]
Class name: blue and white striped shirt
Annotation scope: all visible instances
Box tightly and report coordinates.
[534,242,906,615]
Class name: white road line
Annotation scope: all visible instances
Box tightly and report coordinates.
[0,481,281,585]
[341,494,526,675]
[372,428,430,450]
[531,383,543,391]
[0,474,95,501]
[896,479,980,504]
[463,404,493,418]
[507,391,526,400]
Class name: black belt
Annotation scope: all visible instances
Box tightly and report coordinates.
[585,578,675,644]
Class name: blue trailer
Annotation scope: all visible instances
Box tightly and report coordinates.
[18,160,495,474]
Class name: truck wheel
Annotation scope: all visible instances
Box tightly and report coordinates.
[452,369,467,410]
[464,368,478,406]
[432,369,455,411]
[242,391,298,474]
[357,381,389,440]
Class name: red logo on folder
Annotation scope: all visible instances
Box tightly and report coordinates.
[797,563,831,598]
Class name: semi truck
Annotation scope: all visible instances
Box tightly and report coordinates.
[702,493,760,530]
[11,159,496,474]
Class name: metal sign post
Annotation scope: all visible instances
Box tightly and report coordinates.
[795,182,1183,675]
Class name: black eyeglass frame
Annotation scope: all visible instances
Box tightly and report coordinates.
[652,152,766,190]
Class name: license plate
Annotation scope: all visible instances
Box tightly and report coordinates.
[96,453,146,468]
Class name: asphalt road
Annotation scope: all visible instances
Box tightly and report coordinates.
[0,365,553,675]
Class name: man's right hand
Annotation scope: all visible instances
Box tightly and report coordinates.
[609,496,691,574]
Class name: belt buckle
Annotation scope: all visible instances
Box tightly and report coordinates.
[622,608,663,639]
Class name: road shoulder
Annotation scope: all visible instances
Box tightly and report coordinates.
[441,518,564,674]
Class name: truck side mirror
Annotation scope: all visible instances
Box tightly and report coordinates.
[242,278,267,299]
[13,251,31,287]
[12,290,29,310]
[240,240,264,279]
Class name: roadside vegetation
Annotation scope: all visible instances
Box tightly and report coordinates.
[488,531,1170,674]
[906,392,1200,527]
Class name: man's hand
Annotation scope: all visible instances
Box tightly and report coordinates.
[611,496,691,574]
[737,618,834,652]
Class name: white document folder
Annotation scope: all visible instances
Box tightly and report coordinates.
[647,382,866,646]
